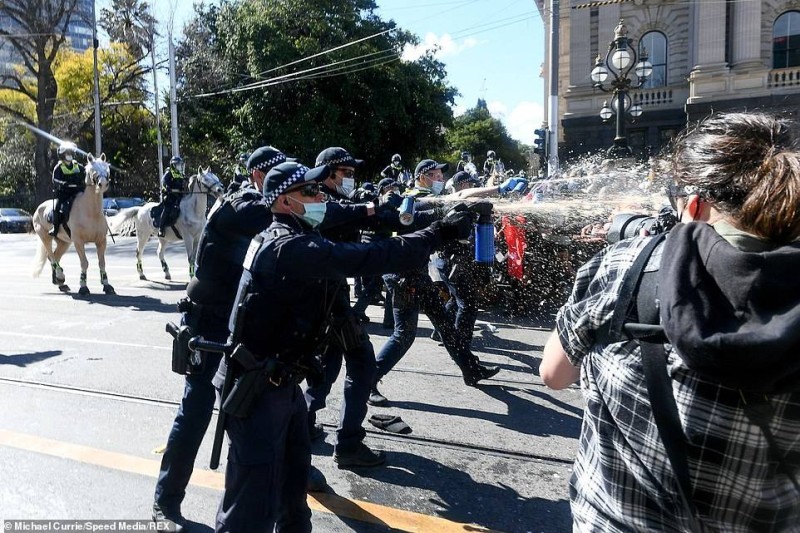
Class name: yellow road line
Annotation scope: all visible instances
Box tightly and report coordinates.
[0,429,492,533]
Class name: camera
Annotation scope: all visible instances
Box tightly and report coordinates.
[607,207,678,243]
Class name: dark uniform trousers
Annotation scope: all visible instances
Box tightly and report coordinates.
[154,350,222,512]
[304,286,375,453]
[375,270,478,381]
[216,383,311,533]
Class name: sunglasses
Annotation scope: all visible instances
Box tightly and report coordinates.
[667,184,688,210]
[286,182,321,198]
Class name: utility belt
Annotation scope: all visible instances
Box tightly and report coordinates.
[167,298,231,375]
[223,344,314,419]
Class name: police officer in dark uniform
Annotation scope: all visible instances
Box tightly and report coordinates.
[49,142,85,237]
[369,159,500,406]
[304,147,395,467]
[212,161,475,533]
[159,156,187,237]
[152,147,289,530]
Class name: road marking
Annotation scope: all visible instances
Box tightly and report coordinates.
[0,331,170,351]
[0,429,492,533]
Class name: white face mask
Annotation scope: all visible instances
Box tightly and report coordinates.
[64,155,73,163]
[336,177,355,197]
[430,181,444,195]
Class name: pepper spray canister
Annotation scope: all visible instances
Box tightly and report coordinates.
[474,211,495,264]
[399,196,415,226]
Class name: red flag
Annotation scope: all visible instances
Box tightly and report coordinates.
[502,215,527,280]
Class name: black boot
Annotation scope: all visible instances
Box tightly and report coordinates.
[463,362,500,387]
[49,211,60,237]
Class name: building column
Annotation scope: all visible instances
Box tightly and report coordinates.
[731,0,763,69]
[569,7,591,89]
[691,0,727,72]
[688,0,729,103]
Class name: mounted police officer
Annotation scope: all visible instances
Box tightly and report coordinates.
[152,147,290,531]
[380,153,406,182]
[49,142,85,237]
[369,159,500,407]
[159,156,187,237]
[212,161,475,533]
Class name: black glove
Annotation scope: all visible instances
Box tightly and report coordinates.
[375,192,402,216]
[433,209,477,241]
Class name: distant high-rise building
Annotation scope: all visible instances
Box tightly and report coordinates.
[1,0,94,78]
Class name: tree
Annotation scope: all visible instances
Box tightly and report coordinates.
[176,0,457,180]
[445,99,530,174]
[0,0,82,204]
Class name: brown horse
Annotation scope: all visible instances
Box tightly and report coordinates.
[32,154,115,296]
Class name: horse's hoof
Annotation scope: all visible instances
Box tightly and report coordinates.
[78,286,90,296]
[59,285,70,293]
[164,273,172,281]
[103,285,116,295]
[139,274,147,281]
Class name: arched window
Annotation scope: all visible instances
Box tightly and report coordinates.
[638,31,667,88]
[774,11,800,69]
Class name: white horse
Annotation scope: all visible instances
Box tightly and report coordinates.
[109,168,224,280]
[32,154,115,296]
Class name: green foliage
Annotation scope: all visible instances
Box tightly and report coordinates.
[0,133,37,210]
[176,0,457,181]
[445,99,530,174]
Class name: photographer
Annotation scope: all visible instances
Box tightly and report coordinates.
[541,112,800,531]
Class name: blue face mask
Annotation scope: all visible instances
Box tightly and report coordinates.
[289,196,327,228]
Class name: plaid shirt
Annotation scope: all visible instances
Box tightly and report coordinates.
[557,236,800,532]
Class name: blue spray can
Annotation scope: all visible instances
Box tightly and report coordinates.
[399,196,415,226]
[474,210,495,264]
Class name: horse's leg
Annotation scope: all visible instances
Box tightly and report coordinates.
[158,238,171,280]
[53,239,71,291]
[137,229,148,280]
[73,240,91,296]
[185,235,196,278]
[96,239,116,295]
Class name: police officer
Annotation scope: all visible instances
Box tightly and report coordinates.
[212,161,475,533]
[304,147,396,467]
[369,159,500,407]
[152,147,289,531]
[380,153,406,182]
[483,150,497,176]
[159,156,187,237]
[455,151,473,173]
[227,152,251,194]
[49,142,85,237]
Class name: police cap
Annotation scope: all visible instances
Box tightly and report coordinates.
[315,147,364,168]
[414,159,449,178]
[247,146,291,173]
[264,162,331,206]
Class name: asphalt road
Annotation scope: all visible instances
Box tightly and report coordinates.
[0,233,584,533]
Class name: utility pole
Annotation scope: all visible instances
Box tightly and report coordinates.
[91,1,102,156]
[150,18,164,178]
[547,0,560,176]
[168,30,179,158]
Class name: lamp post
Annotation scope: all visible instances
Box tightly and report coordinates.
[590,19,652,158]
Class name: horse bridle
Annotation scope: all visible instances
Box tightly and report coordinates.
[186,172,221,195]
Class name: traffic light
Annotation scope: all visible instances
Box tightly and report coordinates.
[533,128,547,155]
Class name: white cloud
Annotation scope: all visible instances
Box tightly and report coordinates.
[401,33,479,62]
[505,101,545,145]
[487,100,508,119]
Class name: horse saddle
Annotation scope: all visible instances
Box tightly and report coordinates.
[151,202,182,239]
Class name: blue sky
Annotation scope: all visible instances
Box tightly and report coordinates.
[131,0,545,145]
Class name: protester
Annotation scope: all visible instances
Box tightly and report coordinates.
[541,112,800,531]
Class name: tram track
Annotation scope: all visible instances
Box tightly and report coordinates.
[0,375,575,466]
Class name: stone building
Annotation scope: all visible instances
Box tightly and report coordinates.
[535,0,800,159]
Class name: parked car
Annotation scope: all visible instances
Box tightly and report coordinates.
[102,197,145,217]
[0,207,33,233]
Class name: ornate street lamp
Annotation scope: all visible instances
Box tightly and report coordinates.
[591,19,652,157]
